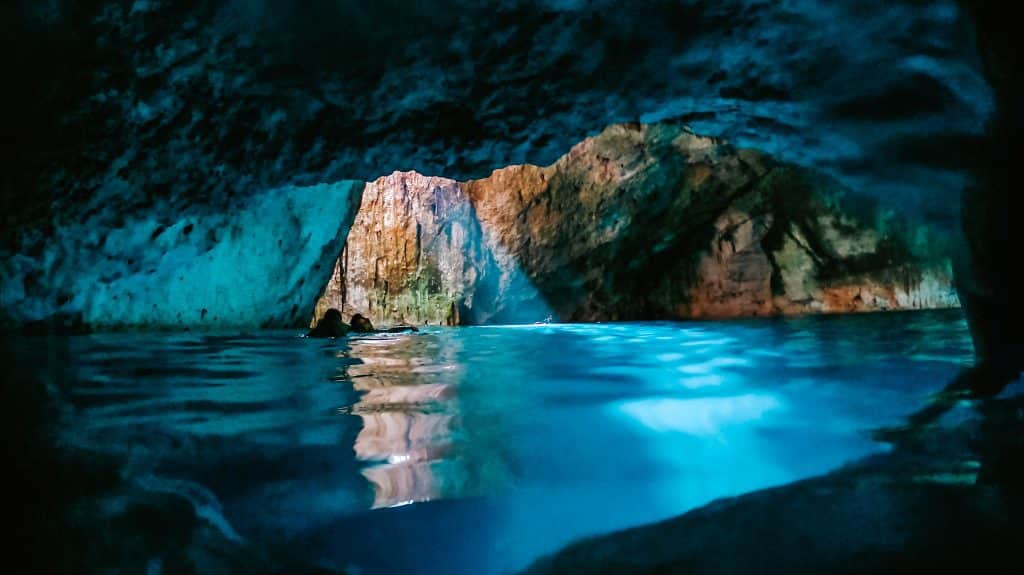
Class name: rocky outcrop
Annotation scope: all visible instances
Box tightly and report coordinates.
[952,1,1024,387]
[313,171,550,326]
[315,123,957,326]
[313,173,501,327]
[2,181,362,330]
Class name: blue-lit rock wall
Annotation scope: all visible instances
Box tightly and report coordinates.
[1,182,362,330]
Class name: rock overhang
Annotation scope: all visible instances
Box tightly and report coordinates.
[4,1,991,217]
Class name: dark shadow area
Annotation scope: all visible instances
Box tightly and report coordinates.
[953,0,1024,397]
[4,332,359,574]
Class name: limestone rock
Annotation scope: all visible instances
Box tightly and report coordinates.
[313,172,500,327]
[2,181,363,330]
[315,123,957,325]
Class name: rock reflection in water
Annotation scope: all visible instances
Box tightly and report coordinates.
[346,335,463,508]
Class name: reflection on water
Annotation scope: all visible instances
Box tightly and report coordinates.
[36,310,975,575]
[347,335,460,508]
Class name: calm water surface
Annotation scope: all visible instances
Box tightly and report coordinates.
[58,310,973,574]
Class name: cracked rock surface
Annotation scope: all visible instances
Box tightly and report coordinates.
[315,123,957,326]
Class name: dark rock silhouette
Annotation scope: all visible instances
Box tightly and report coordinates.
[955,1,1023,396]
[306,308,350,338]
[349,313,375,333]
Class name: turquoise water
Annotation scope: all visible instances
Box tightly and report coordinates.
[57,310,972,574]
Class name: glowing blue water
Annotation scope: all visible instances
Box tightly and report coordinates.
[62,310,972,574]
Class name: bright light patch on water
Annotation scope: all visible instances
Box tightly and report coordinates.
[617,394,781,437]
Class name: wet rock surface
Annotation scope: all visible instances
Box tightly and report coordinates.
[316,123,957,325]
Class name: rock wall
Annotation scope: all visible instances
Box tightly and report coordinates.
[3,1,987,332]
[2,181,362,331]
[315,123,957,326]
[312,172,497,327]
[4,1,989,216]
[313,172,548,327]
[2,116,957,332]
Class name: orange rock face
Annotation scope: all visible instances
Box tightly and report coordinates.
[313,172,501,326]
[314,123,957,326]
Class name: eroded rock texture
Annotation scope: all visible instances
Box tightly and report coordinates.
[315,123,957,326]
[2,1,986,330]
[314,173,502,326]
[1,181,362,330]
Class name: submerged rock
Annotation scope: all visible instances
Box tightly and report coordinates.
[314,123,957,325]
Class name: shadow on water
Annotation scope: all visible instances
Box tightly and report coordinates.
[8,309,1019,575]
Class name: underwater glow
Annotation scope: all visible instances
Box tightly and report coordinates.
[617,394,782,437]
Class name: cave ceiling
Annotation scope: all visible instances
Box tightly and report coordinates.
[4,0,991,225]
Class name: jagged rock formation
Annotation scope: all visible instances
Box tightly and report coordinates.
[313,171,549,326]
[314,123,957,326]
[3,1,988,209]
